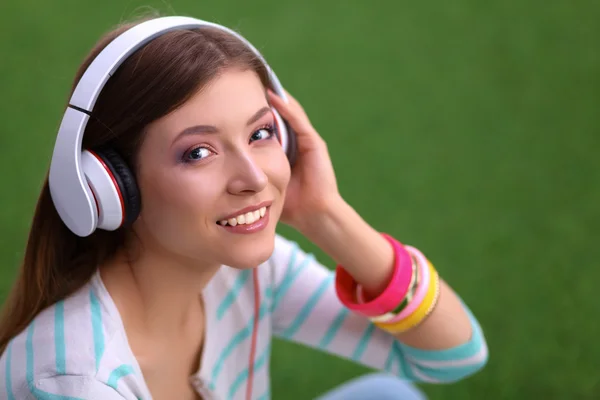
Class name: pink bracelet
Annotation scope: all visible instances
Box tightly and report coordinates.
[377,246,431,324]
[355,254,418,323]
[335,233,414,317]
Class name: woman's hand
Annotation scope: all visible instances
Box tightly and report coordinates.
[269,91,476,354]
[268,89,340,231]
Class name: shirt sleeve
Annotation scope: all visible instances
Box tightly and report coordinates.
[14,374,130,400]
[268,234,488,383]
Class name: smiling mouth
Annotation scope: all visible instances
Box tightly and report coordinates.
[217,206,268,226]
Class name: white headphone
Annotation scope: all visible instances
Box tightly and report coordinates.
[48,16,298,238]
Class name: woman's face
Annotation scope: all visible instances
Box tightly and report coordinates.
[133,67,291,269]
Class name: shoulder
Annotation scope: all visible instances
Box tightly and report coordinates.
[0,278,140,399]
[269,234,306,267]
[266,234,332,284]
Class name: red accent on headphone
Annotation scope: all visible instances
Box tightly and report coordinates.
[88,150,126,227]
[88,183,100,217]
[246,268,260,400]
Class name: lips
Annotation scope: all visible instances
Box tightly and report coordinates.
[217,206,268,226]
[217,201,272,226]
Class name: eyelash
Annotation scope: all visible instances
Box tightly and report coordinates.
[181,123,277,163]
[250,123,276,142]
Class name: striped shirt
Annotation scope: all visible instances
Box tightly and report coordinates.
[0,234,488,400]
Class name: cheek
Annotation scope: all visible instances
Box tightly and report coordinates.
[266,149,291,192]
[138,170,220,232]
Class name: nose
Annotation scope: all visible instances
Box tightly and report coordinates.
[225,151,268,196]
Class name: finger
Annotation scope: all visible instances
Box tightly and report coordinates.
[267,89,302,125]
[282,88,308,118]
[267,88,286,107]
[268,89,320,138]
[281,88,306,114]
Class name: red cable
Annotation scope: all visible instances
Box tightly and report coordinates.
[246,268,260,400]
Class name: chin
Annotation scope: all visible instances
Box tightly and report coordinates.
[219,235,276,270]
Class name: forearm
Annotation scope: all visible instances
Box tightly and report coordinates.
[298,196,473,350]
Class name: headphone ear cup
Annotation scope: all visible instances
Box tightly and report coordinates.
[92,148,141,227]
[272,108,298,167]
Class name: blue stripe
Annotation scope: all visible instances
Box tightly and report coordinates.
[384,347,395,372]
[216,270,251,320]
[399,302,484,362]
[107,364,135,390]
[228,344,271,398]
[210,303,270,389]
[89,289,104,372]
[26,321,82,400]
[275,243,299,304]
[29,389,84,399]
[283,244,299,277]
[264,287,273,313]
[5,342,14,400]
[318,307,349,349]
[351,324,375,361]
[280,244,298,279]
[392,341,411,379]
[271,255,312,311]
[280,275,333,339]
[26,323,34,386]
[257,389,270,400]
[415,362,486,382]
[54,301,66,374]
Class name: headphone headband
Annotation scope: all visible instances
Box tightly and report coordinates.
[49,16,291,237]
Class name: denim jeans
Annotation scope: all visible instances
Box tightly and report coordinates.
[315,373,427,400]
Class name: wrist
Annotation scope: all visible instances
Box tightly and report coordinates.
[297,196,395,294]
[294,193,347,239]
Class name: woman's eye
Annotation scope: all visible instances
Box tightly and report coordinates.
[250,125,275,142]
[185,146,212,162]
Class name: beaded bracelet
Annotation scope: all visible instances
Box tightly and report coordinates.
[374,246,432,324]
[375,260,440,334]
[355,253,420,323]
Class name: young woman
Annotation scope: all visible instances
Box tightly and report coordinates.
[0,15,487,400]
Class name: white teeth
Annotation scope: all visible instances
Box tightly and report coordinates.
[219,206,269,226]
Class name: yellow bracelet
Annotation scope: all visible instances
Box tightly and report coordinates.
[375,261,440,334]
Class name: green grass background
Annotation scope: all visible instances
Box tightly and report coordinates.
[1,0,599,399]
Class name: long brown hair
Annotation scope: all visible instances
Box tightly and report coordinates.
[0,14,271,355]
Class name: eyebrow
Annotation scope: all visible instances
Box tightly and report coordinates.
[173,106,272,142]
